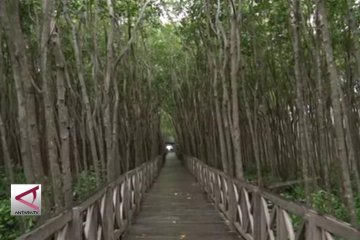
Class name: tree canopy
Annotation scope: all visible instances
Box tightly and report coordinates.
[1,0,360,238]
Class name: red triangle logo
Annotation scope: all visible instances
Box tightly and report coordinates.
[15,185,40,211]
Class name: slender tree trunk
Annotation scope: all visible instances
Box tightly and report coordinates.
[314,10,330,191]
[0,0,37,183]
[80,114,89,171]
[68,22,100,183]
[229,3,244,179]
[290,0,310,204]
[242,86,262,185]
[345,0,360,176]
[105,0,116,182]
[40,0,63,209]
[0,113,14,183]
[342,93,360,195]
[71,119,81,175]
[346,0,360,82]
[213,58,229,173]
[51,28,72,208]
[0,30,14,184]
[111,81,120,176]
[315,0,357,225]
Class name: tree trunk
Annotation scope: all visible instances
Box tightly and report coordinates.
[290,0,310,204]
[111,81,120,177]
[68,21,100,183]
[0,0,39,183]
[51,28,73,208]
[315,0,357,225]
[40,0,63,210]
[314,9,330,191]
[229,3,244,179]
[105,0,116,182]
[0,113,14,183]
[213,58,229,173]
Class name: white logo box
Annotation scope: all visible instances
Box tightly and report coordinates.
[11,184,41,216]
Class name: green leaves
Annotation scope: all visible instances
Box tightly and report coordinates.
[282,186,359,223]
[0,169,35,239]
[0,194,35,239]
[0,200,20,240]
[74,170,98,202]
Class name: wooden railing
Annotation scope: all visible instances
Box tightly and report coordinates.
[186,157,360,240]
[18,156,163,240]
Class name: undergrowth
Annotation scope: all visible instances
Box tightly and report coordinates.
[281,185,360,225]
[0,169,100,239]
[246,166,360,225]
[73,170,98,202]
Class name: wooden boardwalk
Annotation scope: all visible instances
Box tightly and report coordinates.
[124,153,239,240]
[16,155,360,240]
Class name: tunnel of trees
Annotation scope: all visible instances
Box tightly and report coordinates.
[0,0,360,238]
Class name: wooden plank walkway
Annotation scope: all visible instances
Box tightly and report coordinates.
[124,153,240,240]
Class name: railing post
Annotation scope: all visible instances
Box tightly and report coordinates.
[135,169,141,210]
[305,212,321,239]
[204,168,209,193]
[197,162,201,182]
[146,164,150,189]
[203,169,208,198]
[123,175,131,225]
[191,159,194,173]
[214,174,221,210]
[199,165,204,190]
[71,207,82,240]
[141,167,146,197]
[102,187,114,240]
[227,177,236,231]
[210,172,215,200]
[253,189,266,240]
[150,162,154,182]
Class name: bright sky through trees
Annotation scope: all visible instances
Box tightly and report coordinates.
[158,0,188,24]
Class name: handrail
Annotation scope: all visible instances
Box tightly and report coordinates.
[185,157,360,240]
[17,156,163,240]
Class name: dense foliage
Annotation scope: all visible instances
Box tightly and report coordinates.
[1,0,360,238]
[167,0,360,226]
[0,0,165,238]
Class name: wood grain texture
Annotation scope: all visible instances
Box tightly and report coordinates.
[124,153,240,240]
